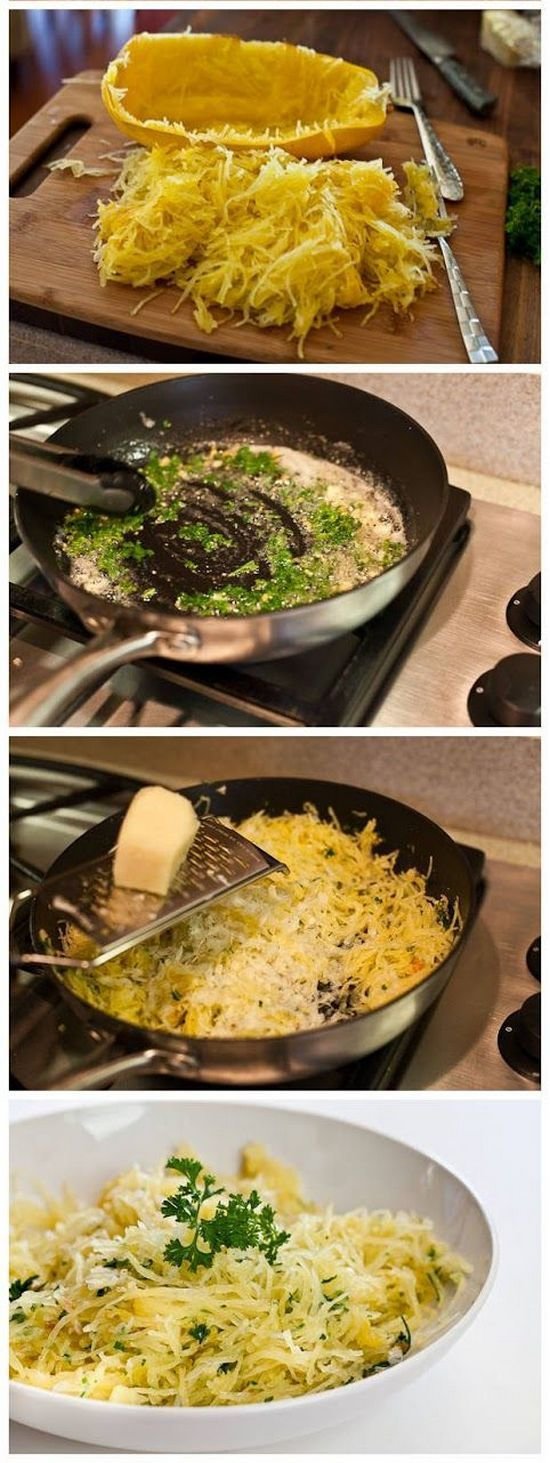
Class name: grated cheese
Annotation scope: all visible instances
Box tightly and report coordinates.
[10,1143,470,1407]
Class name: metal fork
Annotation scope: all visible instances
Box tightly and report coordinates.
[390,55,464,202]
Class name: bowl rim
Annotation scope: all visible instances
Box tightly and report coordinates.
[9,1100,499,1422]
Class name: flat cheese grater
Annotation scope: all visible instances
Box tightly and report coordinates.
[11,815,287,971]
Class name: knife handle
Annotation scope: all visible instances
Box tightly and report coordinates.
[438,236,499,365]
[438,56,496,116]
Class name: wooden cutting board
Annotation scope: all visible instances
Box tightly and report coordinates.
[10,73,507,365]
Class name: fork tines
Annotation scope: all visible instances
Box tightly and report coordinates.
[390,55,421,106]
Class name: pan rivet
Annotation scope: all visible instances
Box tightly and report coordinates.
[174,631,201,653]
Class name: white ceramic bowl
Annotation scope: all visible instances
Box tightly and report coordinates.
[10,1101,496,1452]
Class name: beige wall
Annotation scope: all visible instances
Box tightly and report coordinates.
[65,370,540,488]
[12,735,540,844]
[324,373,540,488]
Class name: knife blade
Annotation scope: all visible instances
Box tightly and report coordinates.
[390,12,496,115]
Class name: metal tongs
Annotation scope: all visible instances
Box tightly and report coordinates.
[11,815,287,971]
[9,436,153,513]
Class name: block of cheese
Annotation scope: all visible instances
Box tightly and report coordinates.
[113,786,199,896]
[481,11,540,68]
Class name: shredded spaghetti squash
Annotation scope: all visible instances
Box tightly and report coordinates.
[61,808,460,1039]
[10,1142,470,1407]
[101,33,388,158]
[94,145,439,353]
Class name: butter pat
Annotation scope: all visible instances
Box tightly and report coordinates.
[113,786,199,896]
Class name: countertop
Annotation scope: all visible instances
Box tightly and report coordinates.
[9,7,540,365]
[9,1094,541,1454]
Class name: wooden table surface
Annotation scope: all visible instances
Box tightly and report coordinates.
[10,6,540,366]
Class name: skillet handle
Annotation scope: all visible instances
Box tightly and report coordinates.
[50,1047,197,1091]
[9,623,180,727]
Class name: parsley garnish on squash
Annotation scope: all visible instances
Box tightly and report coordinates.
[161,1157,290,1272]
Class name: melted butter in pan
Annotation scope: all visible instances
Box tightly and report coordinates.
[56,441,407,616]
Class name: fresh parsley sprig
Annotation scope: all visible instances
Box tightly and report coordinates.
[161,1156,290,1273]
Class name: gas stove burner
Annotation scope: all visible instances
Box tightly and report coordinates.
[527,937,540,981]
[498,993,541,1081]
[468,652,541,728]
[506,573,541,650]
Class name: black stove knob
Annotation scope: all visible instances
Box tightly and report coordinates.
[488,654,541,727]
[468,653,541,727]
[516,993,541,1062]
[524,574,541,632]
[506,573,541,649]
[498,993,541,1080]
[527,937,541,982]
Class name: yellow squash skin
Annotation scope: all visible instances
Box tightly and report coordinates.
[101,32,388,158]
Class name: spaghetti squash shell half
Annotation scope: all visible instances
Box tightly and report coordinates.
[101,32,388,159]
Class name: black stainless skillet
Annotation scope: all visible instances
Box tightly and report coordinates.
[15,777,476,1089]
[10,375,448,726]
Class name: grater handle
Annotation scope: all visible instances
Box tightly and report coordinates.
[11,950,101,970]
[9,886,92,970]
[9,886,36,970]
